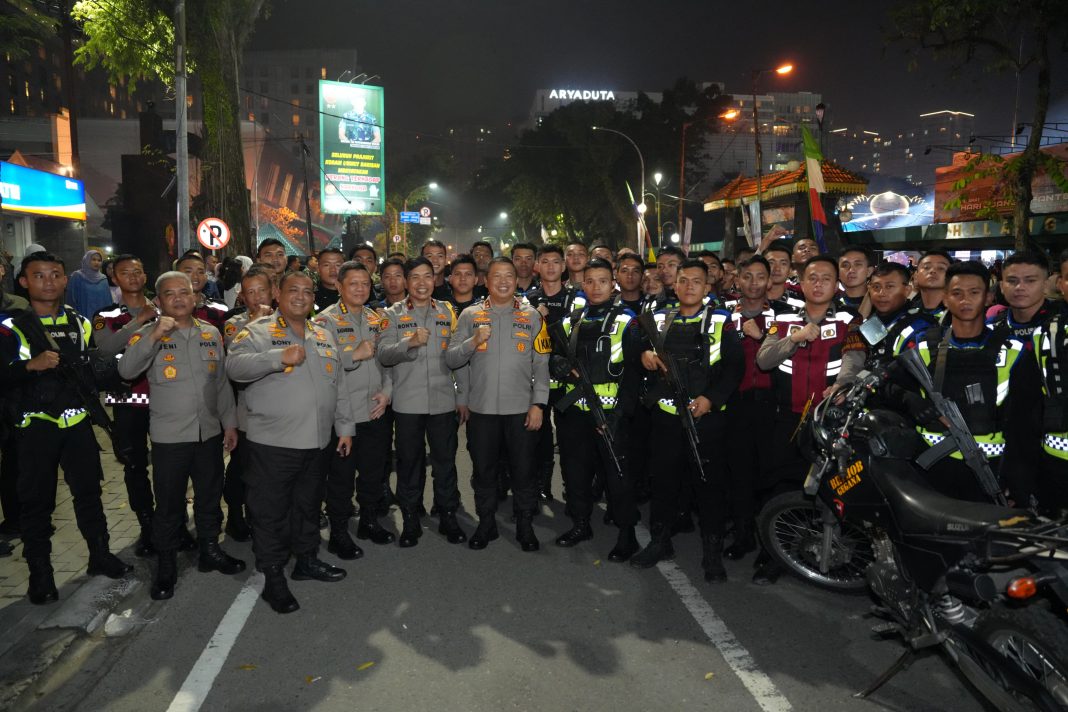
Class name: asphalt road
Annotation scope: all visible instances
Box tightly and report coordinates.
[19,450,984,712]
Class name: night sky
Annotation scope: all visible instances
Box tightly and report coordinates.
[252,0,1067,139]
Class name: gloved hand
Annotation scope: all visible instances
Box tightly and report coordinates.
[549,355,573,382]
[903,391,941,428]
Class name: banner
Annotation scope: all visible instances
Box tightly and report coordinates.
[318,81,385,215]
[934,143,1068,223]
[0,161,86,220]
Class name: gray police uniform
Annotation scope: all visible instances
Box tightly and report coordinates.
[226,313,355,569]
[446,297,550,518]
[118,319,236,551]
[376,298,460,515]
[314,301,393,521]
[220,309,263,525]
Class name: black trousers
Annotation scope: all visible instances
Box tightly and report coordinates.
[394,411,459,514]
[534,393,558,481]
[926,455,1002,504]
[758,408,808,493]
[112,404,154,512]
[326,418,391,520]
[468,412,537,518]
[627,403,653,498]
[558,408,637,527]
[151,435,225,551]
[245,442,329,569]
[17,419,108,559]
[1037,451,1068,517]
[1,427,20,529]
[725,393,779,528]
[649,409,729,537]
[222,430,248,514]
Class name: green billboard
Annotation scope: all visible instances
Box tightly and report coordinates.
[318,80,385,215]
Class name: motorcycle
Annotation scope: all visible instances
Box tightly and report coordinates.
[757,341,1068,710]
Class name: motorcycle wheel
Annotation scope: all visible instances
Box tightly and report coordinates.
[971,606,1068,710]
[756,491,873,593]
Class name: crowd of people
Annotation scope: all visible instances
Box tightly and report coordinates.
[0,231,1066,615]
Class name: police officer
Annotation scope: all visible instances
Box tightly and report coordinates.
[550,258,642,561]
[901,261,1028,503]
[227,270,355,614]
[527,244,586,502]
[314,261,395,556]
[1032,249,1068,514]
[376,258,466,548]
[909,250,952,320]
[219,265,275,542]
[177,253,229,330]
[446,257,549,551]
[755,255,858,584]
[93,254,166,557]
[119,272,244,600]
[630,259,743,581]
[0,252,132,604]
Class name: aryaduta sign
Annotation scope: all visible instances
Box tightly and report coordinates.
[548,89,617,101]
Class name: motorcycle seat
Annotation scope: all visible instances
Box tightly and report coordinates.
[878,471,1032,538]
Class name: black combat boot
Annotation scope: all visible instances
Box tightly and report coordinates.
[261,564,299,614]
[198,539,247,574]
[291,553,346,582]
[438,510,467,544]
[177,523,198,552]
[607,526,640,563]
[326,519,363,560]
[398,510,422,548]
[134,509,155,558]
[630,526,674,569]
[701,533,728,583]
[356,512,395,545]
[554,518,593,548]
[26,557,58,605]
[151,550,178,600]
[724,522,756,561]
[224,506,252,543]
[516,511,540,552]
[86,536,133,578]
[673,510,696,534]
[468,518,499,550]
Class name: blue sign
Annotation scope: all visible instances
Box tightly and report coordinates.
[0,161,86,220]
[399,211,421,224]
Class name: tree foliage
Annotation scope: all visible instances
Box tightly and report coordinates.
[889,0,1068,248]
[72,0,268,256]
[475,79,731,250]
[0,6,56,60]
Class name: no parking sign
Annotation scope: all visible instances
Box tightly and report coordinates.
[197,217,230,251]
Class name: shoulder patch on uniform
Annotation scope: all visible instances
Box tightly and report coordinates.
[127,333,142,347]
[534,319,552,354]
[233,329,251,344]
[224,323,237,337]
[767,324,778,336]
[93,318,105,330]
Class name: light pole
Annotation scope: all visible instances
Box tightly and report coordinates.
[678,108,739,232]
[592,125,645,252]
[400,181,438,255]
[653,172,664,248]
[750,62,793,245]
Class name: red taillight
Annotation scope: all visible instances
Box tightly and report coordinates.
[1007,577,1038,599]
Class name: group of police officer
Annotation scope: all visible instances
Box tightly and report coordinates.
[1,232,1066,613]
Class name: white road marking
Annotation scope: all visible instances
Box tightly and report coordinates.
[636,527,794,712]
[165,573,264,712]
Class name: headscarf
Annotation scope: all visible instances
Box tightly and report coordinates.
[74,249,108,284]
[236,255,253,274]
[25,243,46,255]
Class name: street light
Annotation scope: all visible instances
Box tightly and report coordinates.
[677,108,740,230]
[592,125,646,252]
[750,61,794,244]
[499,211,508,219]
[653,173,664,248]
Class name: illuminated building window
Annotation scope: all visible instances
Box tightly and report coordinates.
[120,109,127,119]
[320,67,326,79]
[38,46,46,60]
[9,98,14,113]
[24,81,29,97]
[292,113,300,126]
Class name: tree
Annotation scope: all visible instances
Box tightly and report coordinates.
[72,0,268,256]
[889,0,1068,249]
[0,6,56,59]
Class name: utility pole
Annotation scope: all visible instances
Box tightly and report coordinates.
[175,0,190,254]
[299,135,315,255]
[61,0,80,178]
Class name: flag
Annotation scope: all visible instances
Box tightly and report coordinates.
[626,180,656,260]
[802,125,828,253]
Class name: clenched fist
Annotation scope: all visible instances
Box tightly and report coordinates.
[281,344,306,367]
[152,316,177,341]
[472,325,492,347]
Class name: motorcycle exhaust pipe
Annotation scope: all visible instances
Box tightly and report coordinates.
[946,568,1030,603]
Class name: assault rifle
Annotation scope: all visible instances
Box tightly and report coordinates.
[636,311,707,482]
[899,347,1006,506]
[12,310,133,466]
[548,320,624,477]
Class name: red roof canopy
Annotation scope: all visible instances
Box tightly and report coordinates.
[704,160,868,211]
